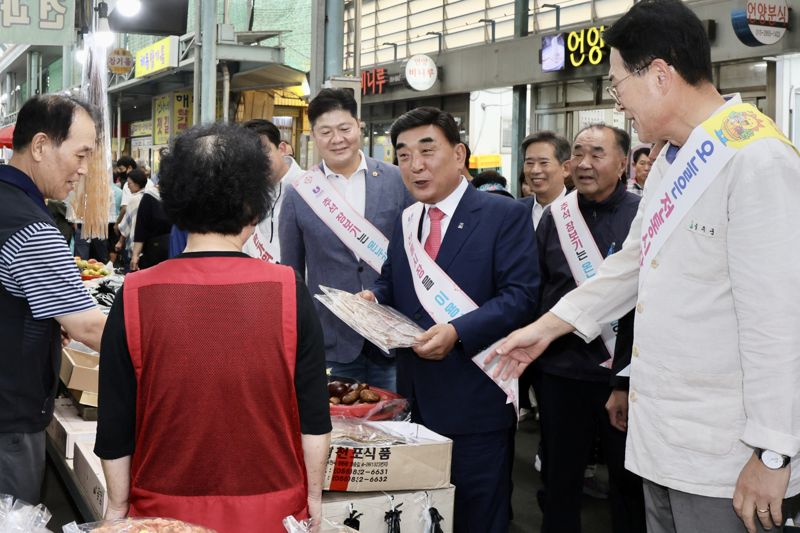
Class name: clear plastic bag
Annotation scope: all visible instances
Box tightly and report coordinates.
[0,493,52,533]
[62,517,216,532]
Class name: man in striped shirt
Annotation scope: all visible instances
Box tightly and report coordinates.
[0,94,107,504]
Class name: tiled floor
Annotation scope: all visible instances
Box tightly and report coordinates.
[41,417,615,532]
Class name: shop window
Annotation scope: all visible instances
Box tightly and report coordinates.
[566,81,595,105]
[536,113,566,136]
[537,84,563,107]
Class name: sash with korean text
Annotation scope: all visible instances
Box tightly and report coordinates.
[639,97,796,286]
[401,202,518,408]
[552,191,616,368]
[292,168,390,273]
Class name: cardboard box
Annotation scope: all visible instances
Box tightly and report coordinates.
[60,347,100,397]
[323,485,455,533]
[324,421,452,492]
[73,440,107,518]
[68,388,98,409]
[46,399,97,459]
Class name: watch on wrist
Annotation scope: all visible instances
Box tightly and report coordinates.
[756,448,791,470]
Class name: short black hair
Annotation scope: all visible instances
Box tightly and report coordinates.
[159,123,271,235]
[13,94,98,151]
[390,107,461,148]
[243,119,282,148]
[521,130,571,164]
[605,0,713,86]
[632,146,651,163]
[127,168,148,189]
[575,124,631,157]
[463,143,472,168]
[308,88,358,126]
[116,155,136,169]
[472,170,507,189]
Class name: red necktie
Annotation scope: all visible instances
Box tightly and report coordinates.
[424,207,445,260]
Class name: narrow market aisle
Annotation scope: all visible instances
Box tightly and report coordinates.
[42,419,615,531]
[510,417,613,533]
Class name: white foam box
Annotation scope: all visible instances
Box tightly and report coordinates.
[73,440,108,518]
[323,421,452,492]
[323,485,455,533]
[46,398,97,459]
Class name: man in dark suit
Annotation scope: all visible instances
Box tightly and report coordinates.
[362,107,539,532]
[280,89,412,390]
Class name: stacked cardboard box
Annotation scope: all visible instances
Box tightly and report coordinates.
[46,399,97,459]
[322,421,455,532]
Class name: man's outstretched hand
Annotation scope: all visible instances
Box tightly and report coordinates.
[484,312,574,380]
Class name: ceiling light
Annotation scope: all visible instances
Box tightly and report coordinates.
[116,0,141,17]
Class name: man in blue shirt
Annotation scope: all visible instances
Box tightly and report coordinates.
[0,95,107,503]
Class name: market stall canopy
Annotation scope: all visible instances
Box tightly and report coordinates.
[0,124,14,148]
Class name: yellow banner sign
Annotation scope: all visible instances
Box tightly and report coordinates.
[153,95,171,145]
[173,92,194,135]
[130,120,152,138]
[135,36,179,78]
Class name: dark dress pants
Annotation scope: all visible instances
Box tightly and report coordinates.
[537,373,646,533]
[449,428,513,533]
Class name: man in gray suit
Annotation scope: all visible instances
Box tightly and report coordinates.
[280,89,412,390]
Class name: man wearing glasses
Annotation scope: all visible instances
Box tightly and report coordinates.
[489,1,800,532]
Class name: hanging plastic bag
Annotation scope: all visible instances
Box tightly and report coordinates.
[342,504,363,530]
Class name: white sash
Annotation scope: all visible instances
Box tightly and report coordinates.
[552,191,616,368]
[639,97,796,286]
[400,203,518,408]
[292,168,390,273]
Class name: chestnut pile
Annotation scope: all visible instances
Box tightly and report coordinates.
[329,381,381,405]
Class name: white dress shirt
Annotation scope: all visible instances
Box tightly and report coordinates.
[532,186,567,229]
[550,95,800,498]
[421,176,470,245]
[322,151,368,217]
[243,157,304,263]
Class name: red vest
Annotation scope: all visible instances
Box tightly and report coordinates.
[123,256,308,532]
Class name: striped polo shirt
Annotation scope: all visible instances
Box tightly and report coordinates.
[0,222,95,319]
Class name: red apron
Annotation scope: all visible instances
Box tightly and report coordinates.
[123,256,308,533]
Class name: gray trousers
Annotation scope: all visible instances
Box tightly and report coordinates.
[643,479,780,533]
[0,431,46,504]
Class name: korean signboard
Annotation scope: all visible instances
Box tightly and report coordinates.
[732,0,789,46]
[540,25,608,72]
[135,36,179,78]
[0,0,75,46]
[108,48,135,76]
[404,55,438,92]
[362,68,387,96]
[173,92,193,134]
[130,120,152,138]
[152,95,171,145]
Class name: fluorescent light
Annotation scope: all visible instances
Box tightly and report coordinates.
[75,48,87,64]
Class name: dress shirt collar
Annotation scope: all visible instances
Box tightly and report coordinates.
[534,186,567,210]
[426,176,469,219]
[322,151,368,179]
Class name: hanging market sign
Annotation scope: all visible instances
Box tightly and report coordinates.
[0,0,75,46]
[135,36,179,78]
[404,55,438,91]
[732,0,789,47]
[130,120,152,138]
[108,48,134,76]
[152,95,171,145]
[173,92,193,134]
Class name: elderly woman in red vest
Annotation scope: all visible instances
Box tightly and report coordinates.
[95,122,331,532]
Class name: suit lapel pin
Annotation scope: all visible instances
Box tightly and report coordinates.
[372,171,378,176]
[457,222,464,229]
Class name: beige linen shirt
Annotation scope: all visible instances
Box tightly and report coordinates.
[551,96,800,498]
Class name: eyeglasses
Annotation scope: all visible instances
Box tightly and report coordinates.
[606,62,652,106]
